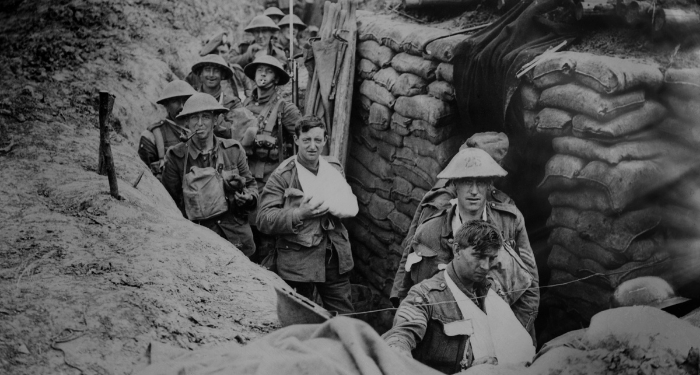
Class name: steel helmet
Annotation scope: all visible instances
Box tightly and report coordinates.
[244,15,280,32]
[277,14,307,31]
[156,80,197,105]
[244,55,290,85]
[437,147,508,180]
[263,7,285,20]
[199,31,230,57]
[191,54,234,80]
[460,132,509,166]
[611,276,690,310]
[176,93,228,119]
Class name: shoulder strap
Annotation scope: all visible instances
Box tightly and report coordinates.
[153,127,165,160]
[182,142,189,189]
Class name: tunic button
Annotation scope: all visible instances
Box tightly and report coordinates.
[448,239,453,244]
[491,203,495,207]
[492,190,497,194]
[440,283,446,288]
[417,252,422,256]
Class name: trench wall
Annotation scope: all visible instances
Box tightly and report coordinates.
[347,14,700,337]
[346,14,471,329]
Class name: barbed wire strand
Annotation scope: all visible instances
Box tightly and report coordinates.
[340,269,630,317]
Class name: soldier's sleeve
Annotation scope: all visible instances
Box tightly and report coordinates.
[228,51,254,69]
[511,210,539,345]
[236,147,258,210]
[162,149,186,217]
[255,169,300,235]
[281,101,303,136]
[381,285,430,355]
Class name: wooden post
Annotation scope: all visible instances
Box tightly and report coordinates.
[330,0,357,166]
[98,91,120,200]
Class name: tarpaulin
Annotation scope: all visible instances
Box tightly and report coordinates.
[452,0,577,134]
[137,317,441,375]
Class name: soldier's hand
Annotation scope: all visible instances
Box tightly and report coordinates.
[234,190,253,206]
[248,43,262,57]
[221,170,237,182]
[296,195,329,220]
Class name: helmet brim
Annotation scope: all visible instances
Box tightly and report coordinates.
[244,61,290,86]
[192,61,234,80]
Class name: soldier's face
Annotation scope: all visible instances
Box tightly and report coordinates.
[188,111,215,141]
[452,245,498,284]
[279,26,298,42]
[164,97,187,120]
[252,29,274,47]
[255,66,278,88]
[453,178,490,216]
[294,127,326,162]
[200,66,222,89]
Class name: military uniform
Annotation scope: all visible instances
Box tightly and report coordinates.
[162,137,258,257]
[138,118,187,174]
[383,266,491,374]
[256,156,354,314]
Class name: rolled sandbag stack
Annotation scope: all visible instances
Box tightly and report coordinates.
[526,51,700,336]
[346,14,469,326]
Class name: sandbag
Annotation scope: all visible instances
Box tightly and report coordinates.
[410,119,457,145]
[372,67,400,92]
[395,146,442,177]
[539,83,645,122]
[552,136,675,165]
[391,52,438,81]
[345,219,389,256]
[350,140,393,181]
[538,154,587,191]
[357,15,449,57]
[577,208,661,253]
[358,94,372,112]
[577,155,698,212]
[402,134,463,166]
[365,125,404,148]
[392,73,427,97]
[346,157,392,198]
[529,52,575,89]
[656,116,700,146]
[664,93,700,122]
[411,186,427,203]
[350,182,372,206]
[391,176,414,203]
[366,193,396,222]
[571,100,667,139]
[535,107,573,137]
[357,40,395,68]
[520,84,540,110]
[368,102,392,131]
[394,95,456,128]
[427,80,455,102]
[359,80,396,108]
[549,270,614,307]
[390,112,412,136]
[549,227,628,269]
[548,245,669,290]
[358,59,379,80]
[391,158,434,191]
[661,204,700,238]
[569,52,663,94]
[435,63,454,83]
[388,210,411,236]
[424,34,470,63]
[548,187,616,214]
[546,207,578,230]
[663,68,700,98]
[356,206,394,231]
[376,141,396,162]
[396,199,419,218]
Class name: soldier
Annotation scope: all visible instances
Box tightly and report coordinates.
[229,15,287,68]
[276,14,306,59]
[138,80,197,180]
[391,146,540,343]
[256,115,358,314]
[383,221,535,373]
[263,6,285,23]
[162,93,258,257]
[242,55,303,262]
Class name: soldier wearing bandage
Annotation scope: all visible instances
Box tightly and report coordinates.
[382,221,536,373]
[391,143,540,344]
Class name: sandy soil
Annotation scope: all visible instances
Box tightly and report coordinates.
[0,0,287,374]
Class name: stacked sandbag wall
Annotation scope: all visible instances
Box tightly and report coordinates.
[524,51,700,342]
[345,14,469,330]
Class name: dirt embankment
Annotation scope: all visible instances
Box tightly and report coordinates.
[0,0,285,374]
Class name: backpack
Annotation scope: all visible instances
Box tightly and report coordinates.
[181,143,229,221]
